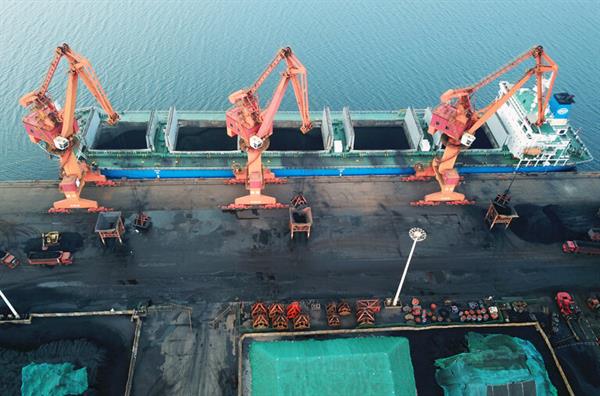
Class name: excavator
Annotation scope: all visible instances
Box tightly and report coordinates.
[19,43,119,213]
[406,45,558,206]
[223,47,312,210]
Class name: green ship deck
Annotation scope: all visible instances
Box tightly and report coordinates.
[68,88,592,178]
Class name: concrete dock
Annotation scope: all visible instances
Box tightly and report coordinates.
[0,173,599,394]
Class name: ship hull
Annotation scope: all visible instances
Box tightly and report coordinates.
[100,164,576,179]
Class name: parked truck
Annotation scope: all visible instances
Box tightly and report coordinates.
[1,250,19,269]
[27,251,73,266]
[562,240,600,255]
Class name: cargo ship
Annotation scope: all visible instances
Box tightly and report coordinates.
[71,82,591,180]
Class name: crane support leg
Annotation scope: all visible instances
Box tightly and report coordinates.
[410,146,475,206]
[50,154,113,213]
[225,148,284,209]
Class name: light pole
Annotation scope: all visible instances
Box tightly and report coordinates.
[0,289,20,319]
[392,227,427,306]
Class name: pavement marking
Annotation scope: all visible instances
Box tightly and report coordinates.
[38,281,86,288]
[137,261,177,268]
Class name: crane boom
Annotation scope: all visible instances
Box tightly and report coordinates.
[19,43,119,212]
[20,44,119,146]
[224,47,312,209]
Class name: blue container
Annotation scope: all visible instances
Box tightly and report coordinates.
[549,92,575,119]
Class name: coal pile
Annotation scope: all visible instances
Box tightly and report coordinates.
[354,125,410,150]
[556,344,600,395]
[0,317,133,396]
[24,232,83,253]
[469,125,496,149]
[175,126,236,151]
[510,204,587,244]
[0,340,106,395]
[93,122,148,150]
[292,212,308,223]
[268,128,323,151]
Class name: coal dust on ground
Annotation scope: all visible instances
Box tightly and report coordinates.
[510,204,589,244]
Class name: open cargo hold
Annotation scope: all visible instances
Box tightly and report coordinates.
[268,121,324,151]
[83,110,156,152]
[93,122,149,150]
[353,122,411,150]
[174,121,236,151]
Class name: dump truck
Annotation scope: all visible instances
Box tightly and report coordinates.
[27,251,73,266]
[1,250,19,269]
[289,193,313,239]
[562,240,600,255]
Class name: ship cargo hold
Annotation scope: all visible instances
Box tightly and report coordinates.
[71,83,592,180]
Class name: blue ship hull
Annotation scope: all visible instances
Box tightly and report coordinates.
[101,165,576,180]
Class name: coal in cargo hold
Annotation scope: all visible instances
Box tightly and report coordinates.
[353,124,410,150]
[174,121,236,151]
[268,128,323,151]
[93,122,148,150]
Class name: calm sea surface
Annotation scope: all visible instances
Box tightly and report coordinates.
[1,0,598,179]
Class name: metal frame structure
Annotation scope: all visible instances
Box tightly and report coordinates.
[409,45,558,205]
[20,43,119,213]
[223,47,312,210]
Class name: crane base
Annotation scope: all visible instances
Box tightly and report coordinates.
[49,197,113,214]
[400,175,433,182]
[220,202,289,211]
[410,199,476,207]
[49,206,113,214]
[226,177,287,185]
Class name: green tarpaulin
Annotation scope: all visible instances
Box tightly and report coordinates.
[435,333,557,396]
[21,362,88,396]
[250,336,416,396]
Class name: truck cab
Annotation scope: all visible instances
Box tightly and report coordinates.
[562,241,576,253]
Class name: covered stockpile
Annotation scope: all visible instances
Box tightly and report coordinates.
[249,336,417,396]
[434,332,557,395]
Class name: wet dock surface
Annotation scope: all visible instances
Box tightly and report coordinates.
[0,173,599,394]
[0,174,599,307]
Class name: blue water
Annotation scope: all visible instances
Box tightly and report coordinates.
[1,0,598,180]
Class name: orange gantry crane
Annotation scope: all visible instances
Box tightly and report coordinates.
[407,45,558,206]
[20,43,119,213]
[223,47,312,210]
